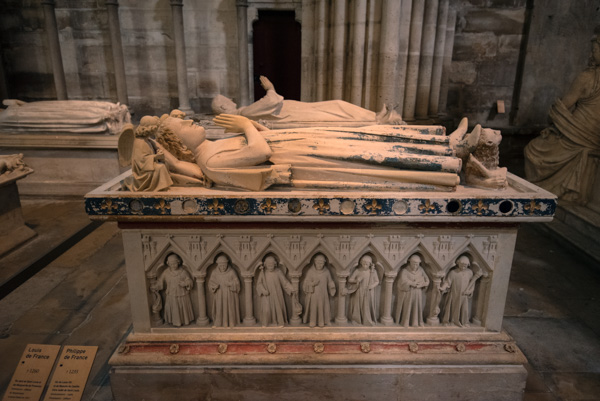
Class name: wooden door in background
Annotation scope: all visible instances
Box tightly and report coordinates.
[252,10,301,101]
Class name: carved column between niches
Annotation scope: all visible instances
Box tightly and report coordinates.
[195,274,210,326]
[335,273,349,323]
[242,276,256,325]
[380,273,396,326]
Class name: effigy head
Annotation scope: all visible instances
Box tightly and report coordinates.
[212,95,238,115]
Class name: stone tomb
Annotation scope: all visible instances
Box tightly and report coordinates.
[0,161,35,257]
[85,172,556,401]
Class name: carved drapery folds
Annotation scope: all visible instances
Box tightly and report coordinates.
[140,231,495,329]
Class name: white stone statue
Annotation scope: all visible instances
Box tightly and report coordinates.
[256,255,294,327]
[118,108,507,192]
[440,255,482,327]
[119,117,173,192]
[152,253,195,327]
[150,113,465,191]
[212,75,404,127]
[344,255,380,326]
[302,254,336,328]
[394,254,430,327]
[0,99,130,135]
[524,31,600,203]
[208,254,241,327]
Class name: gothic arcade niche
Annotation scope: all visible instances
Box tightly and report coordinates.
[141,230,495,330]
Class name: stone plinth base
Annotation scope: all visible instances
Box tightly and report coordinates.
[0,133,124,197]
[0,170,36,257]
[109,331,527,401]
[111,365,526,401]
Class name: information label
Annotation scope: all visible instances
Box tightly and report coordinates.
[2,344,61,401]
[42,346,98,401]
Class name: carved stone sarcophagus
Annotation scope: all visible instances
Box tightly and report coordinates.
[86,171,555,401]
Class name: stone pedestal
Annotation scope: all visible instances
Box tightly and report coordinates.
[109,331,527,401]
[0,168,36,257]
[85,172,555,401]
[0,133,125,197]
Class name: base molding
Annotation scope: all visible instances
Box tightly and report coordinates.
[109,332,527,401]
[111,363,526,401]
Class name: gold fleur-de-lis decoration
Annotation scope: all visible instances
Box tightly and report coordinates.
[472,200,489,216]
[418,199,436,214]
[313,199,330,215]
[100,199,118,214]
[260,198,277,214]
[523,200,541,214]
[208,199,224,215]
[154,199,171,214]
[365,199,382,214]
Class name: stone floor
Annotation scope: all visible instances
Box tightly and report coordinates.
[0,200,599,401]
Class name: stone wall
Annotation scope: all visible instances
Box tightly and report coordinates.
[0,0,239,118]
[0,0,599,128]
[448,0,527,128]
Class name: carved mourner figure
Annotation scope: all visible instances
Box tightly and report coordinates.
[394,254,430,327]
[153,253,195,327]
[440,255,481,327]
[302,254,336,328]
[525,30,600,203]
[208,254,241,327]
[256,255,294,327]
[344,255,380,326]
[212,75,404,126]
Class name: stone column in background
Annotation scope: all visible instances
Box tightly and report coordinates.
[42,0,67,100]
[236,0,250,106]
[106,0,128,105]
[170,0,193,116]
[349,0,367,106]
[438,7,457,116]
[376,0,402,110]
[402,0,426,121]
[415,0,439,120]
[428,0,449,117]
[329,0,346,100]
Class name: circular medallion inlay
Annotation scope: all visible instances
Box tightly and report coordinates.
[392,200,408,215]
[234,199,250,214]
[182,199,199,213]
[129,199,143,212]
[288,198,302,213]
[340,200,355,215]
